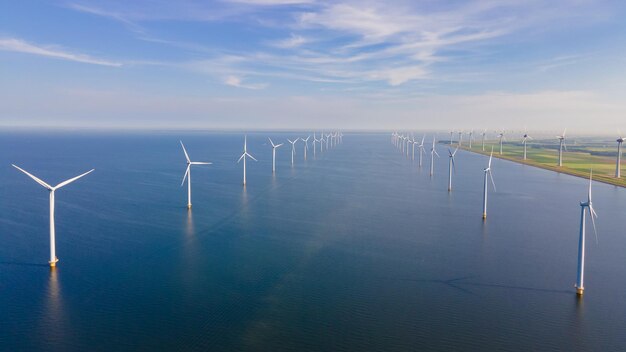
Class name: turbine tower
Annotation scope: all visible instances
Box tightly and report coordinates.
[468,130,474,149]
[448,147,458,192]
[482,148,496,219]
[237,135,257,185]
[449,131,454,145]
[287,138,297,165]
[13,165,94,267]
[430,137,440,176]
[522,133,532,160]
[301,136,310,160]
[616,135,624,178]
[268,137,283,173]
[457,131,463,147]
[557,129,567,167]
[180,141,212,209]
[575,170,598,296]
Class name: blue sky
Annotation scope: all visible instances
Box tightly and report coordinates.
[1,0,626,132]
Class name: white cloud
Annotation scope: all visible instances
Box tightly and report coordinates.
[0,37,122,67]
[269,34,308,48]
[223,75,268,89]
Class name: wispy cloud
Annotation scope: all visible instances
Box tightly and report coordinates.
[0,37,122,67]
[223,75,268,89]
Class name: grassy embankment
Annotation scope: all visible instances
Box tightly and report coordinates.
[453,141,626,188]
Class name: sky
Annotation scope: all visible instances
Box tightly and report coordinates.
[1,0,626,132]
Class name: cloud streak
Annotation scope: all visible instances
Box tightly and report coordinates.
[0,37,122,67]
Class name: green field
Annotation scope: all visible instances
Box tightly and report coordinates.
[452,139,626,188]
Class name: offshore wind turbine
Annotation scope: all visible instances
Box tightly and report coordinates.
[616,134,624,178]
[557,129,567,167]
[447,147,459,191]
[430,137,440,176]
[237,135,257,186]
[417,136,426,167]
[325,133,331,149]
[449,131,454,145]
[468,130,474,149]
[180,141,212,209]
[301,136,310,160]
[320,133,325,152]
[575,170,599,296]
[287,138,297,165]
[522,132,532,160]
[457,131,463,147]
[412,138,418,161]
[313,133,319,157]
[268,137,283,173]
[13,165,94,267]
[482,148,496,219]
[406,136,412,158]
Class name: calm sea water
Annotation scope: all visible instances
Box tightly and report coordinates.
[0,131,625,351]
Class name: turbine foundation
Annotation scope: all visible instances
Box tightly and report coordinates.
[49,257,58,267]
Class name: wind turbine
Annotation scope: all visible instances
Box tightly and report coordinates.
[448,147,459,192]
[616,134,624,178]
[180,141,212,209]
[319,133,325,152]
[287,138,298,165]
[575,170,599,296]
[458,131,463,147]
[417,135,426,167]
[412,138,418,161]
[482,148,496,219]
[237,135,257,185]
[522,132,532,160]
[468,130,474,149]
[406,136,412,158]
[430,137,440,176]
[481,130,487,151]
[313,133,319,157]
[498,131,505,155]
[449,131,454,145]
[325,133,331,149]
[301,136,310,160]
[12,165,94,267]
[557,129,567,167]
[268,137,283,173]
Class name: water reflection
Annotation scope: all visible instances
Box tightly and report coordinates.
[41,268,69,345]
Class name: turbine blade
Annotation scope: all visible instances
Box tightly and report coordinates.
[268,137,275,147]
[181,165,190,186]
[180,141,191,163]
[489,170,497,191]
[588,206,599,244]
[237,153,245,163]
[247,153,258,161]
[434,150,440,157]
[12,164,53,189]
[55,169,95,189]
[190,162,212,165]
[276,143,284,148]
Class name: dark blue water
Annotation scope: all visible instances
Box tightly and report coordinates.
[1,132,625,351]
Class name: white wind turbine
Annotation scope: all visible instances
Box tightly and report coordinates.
[13,165,94,267]
[406,136,412,157]
[449,131,454,145]
[468,130,474,149]
[522,132,532,160]
[417,135,426,167]
[180,141,212,209]
[325,133,331,149]
[412,138,418,161]
[287,138,297,165]
[575,170,599,296]
[447,147,459,192]
[430,137,440,176]
[481,130,487,151]
[458,131,463,147]
[237,135,257,185]
[313,133,319,157]
[320,133,325,152]
[616,134,624,178]
[301,135,310,160]
[268,137,283,173]
[557,129,567,167]
[498,131,506,155]
[482,148,496,219]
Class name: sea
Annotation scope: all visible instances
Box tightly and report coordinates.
[1,131,625,351]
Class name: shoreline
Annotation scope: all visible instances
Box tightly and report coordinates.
[454,145,626,189]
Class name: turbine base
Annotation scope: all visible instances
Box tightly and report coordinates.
[482,213,487,219]
[49,258,59,267]
[576,287,584,296]
[187,204,192,209]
